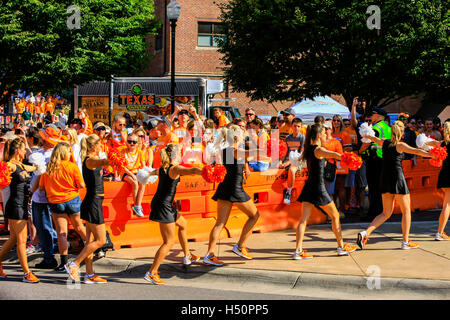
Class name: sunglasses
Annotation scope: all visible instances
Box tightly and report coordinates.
[127,140,138,144]
[117,123,126,127]
[95,127,106,131]
[332,119,340,122]
[245,113,255,116]
[138,135,145,138]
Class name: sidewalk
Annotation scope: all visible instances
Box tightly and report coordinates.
[2,220,450,298]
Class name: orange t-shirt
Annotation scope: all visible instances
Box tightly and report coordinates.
[38,102,46,114]
[332,130,352,152]
[39,160,84,204]
[152,132,179,168]
[16,102,25,113]
[218,114,230,128]
[279,124,293,141]
[45,102,55,114]
[26,102,34,114]
[80,117,93,136]
[118,146,145,174]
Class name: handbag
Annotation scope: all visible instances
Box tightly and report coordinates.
[324,161,337,182]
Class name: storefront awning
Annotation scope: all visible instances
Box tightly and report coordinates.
[77,78,200,97]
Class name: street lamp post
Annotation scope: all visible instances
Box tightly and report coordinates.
[167,1,181,114]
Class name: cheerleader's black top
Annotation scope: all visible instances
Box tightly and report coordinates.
[5,162,29,220]
[437,141,449,189]
[379,140,409,194]
[82,157,104,196]
[212,147,251,203]
[297,145,333,206]
[150,165,180,223]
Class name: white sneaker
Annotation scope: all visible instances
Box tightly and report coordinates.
[435,232,450,241]
[132,205,144,217]
[183,254,200,266]
[283,189,291,205]
[401,240,419,250]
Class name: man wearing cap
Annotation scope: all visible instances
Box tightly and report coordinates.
[152,116,179,168]
[365,106,391,220]
[279,109,295,140]
[145,118,160,147]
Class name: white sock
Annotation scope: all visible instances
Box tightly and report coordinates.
[360,231,367,237]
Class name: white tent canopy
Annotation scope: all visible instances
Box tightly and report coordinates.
[282,96,350,124]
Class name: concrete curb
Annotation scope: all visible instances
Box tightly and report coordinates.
[91,257,450,298]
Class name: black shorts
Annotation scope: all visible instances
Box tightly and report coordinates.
[4,204,28,220]
[80,196,105,225]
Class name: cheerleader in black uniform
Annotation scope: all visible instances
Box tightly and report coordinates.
[144,143,202,285]
[295,124,357,260]
[426,121,450,240]
[203,125,260,266]
[357,121,435,250]
[64,134,110,284]
[0,138,39,283]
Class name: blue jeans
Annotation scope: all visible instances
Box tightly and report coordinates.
[32,202,57,262]
[249,161,270,172]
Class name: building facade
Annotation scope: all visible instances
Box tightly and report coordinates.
[143,0,292,116]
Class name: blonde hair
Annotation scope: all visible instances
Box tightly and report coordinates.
[46,142,71,175]
[80,134,100,161]
[391,120,405,146]
[443,121,450,144]
[160,143,179,173]
[66,128,79,146]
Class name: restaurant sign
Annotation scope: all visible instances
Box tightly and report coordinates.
[118,84,161,111]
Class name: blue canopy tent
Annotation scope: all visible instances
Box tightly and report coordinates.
[282,96,350,123]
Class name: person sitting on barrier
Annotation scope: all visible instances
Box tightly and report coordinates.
[118,133,146,217]
[426,121,450,241]
[144,143,202,285]
[65,134,110,284]
[357,121,436,250]
[0,138,39,283]
[281,117,306,204]
[203,125,260,266]
[181,120,204,167]
[295,124,357,260]
[134,127,153,168]
[247,118,271,172]
[38,142,87,272]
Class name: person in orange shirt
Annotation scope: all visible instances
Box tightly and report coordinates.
[181,119,204,167]
[134,127,153,167]
[93,122,114,179]
[323,121,343,197]
[26,100,34,116]
[77,108,93,136]
[279,109,295,140]
[37,98,46,120]
[45,97,55,115]
[331,115,352,217]
[118,133,146,217]
[108,114,128,149]
[213,108,230,129]
[16,98,26,114]
[152,117,179,169]
[38,142,87,272]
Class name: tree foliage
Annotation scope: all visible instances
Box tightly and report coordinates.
[218,0,449,108]
[0,0,160,104]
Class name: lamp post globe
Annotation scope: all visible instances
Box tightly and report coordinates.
[167,0,181,21]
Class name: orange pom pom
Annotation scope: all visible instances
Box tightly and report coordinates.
[108,148,128,170]
[429,146,447,167]
[202,164,227,183]
[340,152,363,170]
[0,162,12,189]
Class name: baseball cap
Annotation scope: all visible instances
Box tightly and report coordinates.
[323,121,332,129]
[93,122,106,130]
[369,106,387,117]
[281,109,296,116]
[156,116,171,127]
[147,118,159,130]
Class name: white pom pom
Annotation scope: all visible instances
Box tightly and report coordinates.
[359,123,375,143]
[98,152,107,160]
[416,133,433,151]
[289,150,303,167]
[206,143,219,155]
[36,165,47,175]
[136,167,158,185]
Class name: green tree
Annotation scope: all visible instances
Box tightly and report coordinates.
[0,0,160,105]
[218,0,449,108]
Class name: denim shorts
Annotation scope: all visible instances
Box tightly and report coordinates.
[49,195,81,215]
[249,161,270,172]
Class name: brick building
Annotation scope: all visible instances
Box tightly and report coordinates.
[143,0,292,116]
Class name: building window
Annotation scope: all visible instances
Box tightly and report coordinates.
[197,22,225,47]
[155,26,163,51]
